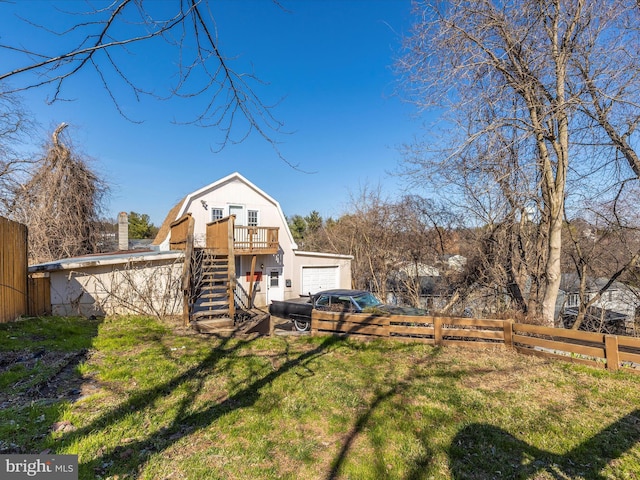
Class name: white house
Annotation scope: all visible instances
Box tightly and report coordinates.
[29,172,352,318]
[557,274,640,335]
[152,172,352,308]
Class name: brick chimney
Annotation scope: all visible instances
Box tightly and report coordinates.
[118,212,128,250]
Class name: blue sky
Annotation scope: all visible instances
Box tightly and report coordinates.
[1,0,424,225]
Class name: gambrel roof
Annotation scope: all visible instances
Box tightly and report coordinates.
[152,172,297,249]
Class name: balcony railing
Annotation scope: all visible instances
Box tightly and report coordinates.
[200,216,279,255]
[233,226,279,255]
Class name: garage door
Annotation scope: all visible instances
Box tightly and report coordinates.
[301,266,339,295]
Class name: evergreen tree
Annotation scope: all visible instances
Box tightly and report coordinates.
[128,212,157,239]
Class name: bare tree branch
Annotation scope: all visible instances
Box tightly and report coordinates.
[0,0,288,151]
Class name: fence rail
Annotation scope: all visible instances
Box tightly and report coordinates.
[311,311,640,374]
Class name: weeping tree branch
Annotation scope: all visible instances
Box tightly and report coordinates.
[11,123,109,263]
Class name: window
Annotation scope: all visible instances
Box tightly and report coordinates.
[211,208,223,221]
[315,295,329,308]
[567,293,579,307]
[269,270,279,288]
[248,210,258,227]
[315,295,355,313]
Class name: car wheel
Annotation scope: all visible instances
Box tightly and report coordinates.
[293,318,310,332]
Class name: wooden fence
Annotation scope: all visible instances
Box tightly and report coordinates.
[0,216,52,322]
[0,216,28,322]
[28,274,51,317]
[311,311,640,374]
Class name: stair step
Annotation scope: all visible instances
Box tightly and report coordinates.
[198,311,230,317]
[193,309,230,318]
[202,276,229,284]
[202,270,227,276]
[201,284,227,291]
[202,274,227,280]
[198,288,229,298]
[199,300,230,308]
[193,317,234,333]
[197,297,229,308]
[198,289,228,299]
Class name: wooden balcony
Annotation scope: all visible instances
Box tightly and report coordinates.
[170,215,277,255]
[233,226,279,255]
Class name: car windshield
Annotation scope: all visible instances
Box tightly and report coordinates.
[351,292,383,310]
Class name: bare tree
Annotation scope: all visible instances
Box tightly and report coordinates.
[10,123,109,263]
[387,195,457,308]
[315,188,460,309]
[398,0,640,325]
[0,1,285,153]
[0,90,35,214]
[317,186,398,298]
[562,183,640,330]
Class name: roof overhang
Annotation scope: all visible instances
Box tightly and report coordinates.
[29,250,184,273]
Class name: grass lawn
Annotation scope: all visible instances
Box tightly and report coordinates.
[1,315,639,479]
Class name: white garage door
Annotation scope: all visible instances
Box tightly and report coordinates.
[301,266,339,295]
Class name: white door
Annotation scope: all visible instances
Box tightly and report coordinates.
[229,205,244,225]
[267,267,283,303]
[301,266,339,295]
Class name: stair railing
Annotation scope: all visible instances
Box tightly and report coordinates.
[234,282,251,311]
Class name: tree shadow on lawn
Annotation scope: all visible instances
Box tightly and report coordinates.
[323,352,640,480]
[445,409,640,480]
[55,333,345,478]
[51,321,640,480]
[326,347,448,480]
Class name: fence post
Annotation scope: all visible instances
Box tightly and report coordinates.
[604,335,620,372]
[311,310,317,336]
[503,320,513,347]
[434,316,442,346]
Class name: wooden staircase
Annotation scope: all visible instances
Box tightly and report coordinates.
[192,250,235,333]
[171,213,272,336]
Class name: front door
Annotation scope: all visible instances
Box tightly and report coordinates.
[229,205,244,225]
[267,267,283,303]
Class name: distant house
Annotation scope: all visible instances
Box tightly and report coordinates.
[30,172,352,318]
[386,261,455,312]
[557,274,640,335]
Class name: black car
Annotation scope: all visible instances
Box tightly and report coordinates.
[269,289,428,332]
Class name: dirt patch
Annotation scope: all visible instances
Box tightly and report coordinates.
[0,348,99,410]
